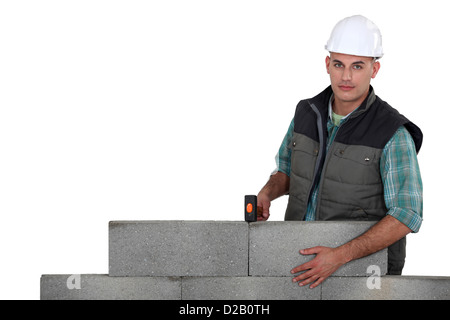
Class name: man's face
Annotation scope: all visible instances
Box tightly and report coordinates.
[326,52,380,107]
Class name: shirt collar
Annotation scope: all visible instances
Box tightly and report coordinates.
[328,93,358,122]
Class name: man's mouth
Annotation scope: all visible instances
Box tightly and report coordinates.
[338,85,355,91]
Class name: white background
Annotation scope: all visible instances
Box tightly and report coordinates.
[1,0,449,300]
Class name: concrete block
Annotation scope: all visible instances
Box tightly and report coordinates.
[249,221,387,277]
[109,221,248,276]
[40,274,181,300]
[322,276,450,300]
[182,277,320,300]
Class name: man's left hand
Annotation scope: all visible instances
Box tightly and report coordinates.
[290,246,348,289]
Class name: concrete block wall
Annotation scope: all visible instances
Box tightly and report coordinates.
[41,220,450,300]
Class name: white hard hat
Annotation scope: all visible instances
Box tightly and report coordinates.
[325,15,384,59]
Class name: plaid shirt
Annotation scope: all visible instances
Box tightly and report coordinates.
[275,101,423,233]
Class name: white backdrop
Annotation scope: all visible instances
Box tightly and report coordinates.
[1,0,449,300]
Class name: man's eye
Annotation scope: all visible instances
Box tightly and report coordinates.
[353,65,363,70]
[334,63,343,68]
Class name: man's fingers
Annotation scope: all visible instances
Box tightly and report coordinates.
[291,267,324,289]
[291,268,313,282]
[290,247,322,274]
[256,206,264,216]
[291,264,325,289]
[308,277,326,289]
[291,246,341,289]
[299,246,324,255]
[298,275,320,287]
[290,260,313,275]
[256,204,270,221]
[290,247,323,288]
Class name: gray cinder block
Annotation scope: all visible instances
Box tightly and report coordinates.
[181,276,320,300]
[40,274,181,300]
[249,221,387,277]
[321,276,450,300]
[109,221,248,277]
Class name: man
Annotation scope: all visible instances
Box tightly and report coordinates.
[256,15,423,289]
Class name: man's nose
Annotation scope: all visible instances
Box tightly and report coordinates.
[342,67,352,81]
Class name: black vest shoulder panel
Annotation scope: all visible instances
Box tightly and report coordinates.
[293,86,423,153]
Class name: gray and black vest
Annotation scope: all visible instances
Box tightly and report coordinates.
[285,85,423,274]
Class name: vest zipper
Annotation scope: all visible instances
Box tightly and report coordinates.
[305,101,326,216]
[314,117,347,220]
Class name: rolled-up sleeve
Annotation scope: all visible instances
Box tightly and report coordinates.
[381,126,423,233]
[273,118,294,176]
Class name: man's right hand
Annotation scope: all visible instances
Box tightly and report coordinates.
[257,193,271,221]
[256,171,290,221]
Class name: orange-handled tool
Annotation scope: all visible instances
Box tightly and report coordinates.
[244,195,257,222]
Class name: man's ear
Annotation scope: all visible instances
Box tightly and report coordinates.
[325,56,331,74]
[372,60,381,79]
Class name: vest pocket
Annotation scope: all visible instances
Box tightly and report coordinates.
[290,136,319,181]
[328,144,381,185]
[333,147,376,166]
